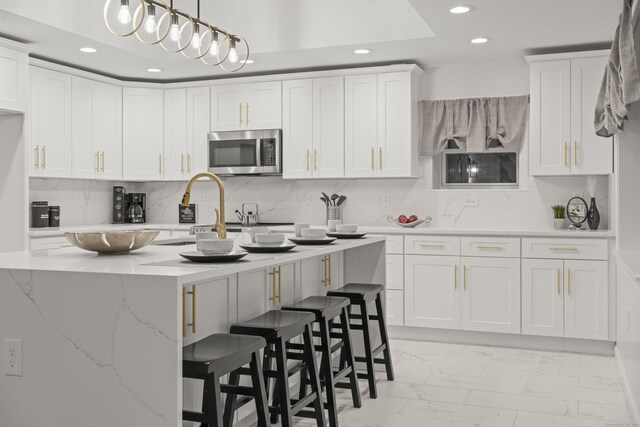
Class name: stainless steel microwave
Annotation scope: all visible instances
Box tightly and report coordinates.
[207,129,282,176]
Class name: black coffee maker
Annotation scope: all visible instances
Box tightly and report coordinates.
[126,193,146,224]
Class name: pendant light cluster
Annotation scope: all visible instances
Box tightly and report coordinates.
[104,0,250,72]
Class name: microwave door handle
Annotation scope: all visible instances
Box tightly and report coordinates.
[255,139,262,167]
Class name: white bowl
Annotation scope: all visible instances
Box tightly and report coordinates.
[250,227,270,243]
[254,233,285,246]
[197,239,234,254]
[327,220,342,232]
[301,228,327,239]
[294,223,310,237]
[335,224,358,233]
[195,232,218,241]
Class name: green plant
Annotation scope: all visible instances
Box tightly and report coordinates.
[551,204,566,219]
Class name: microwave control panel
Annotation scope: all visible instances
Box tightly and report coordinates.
[262,139,277,166]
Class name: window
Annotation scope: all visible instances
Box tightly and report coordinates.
[441,140,518,188]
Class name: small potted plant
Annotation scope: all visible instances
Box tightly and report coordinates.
[551,204,566,229]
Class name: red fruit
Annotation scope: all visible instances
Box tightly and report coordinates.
[408,215,418,222]
[399,215,408,224]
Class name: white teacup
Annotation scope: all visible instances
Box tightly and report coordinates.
[198,239,233,254]
[254,233,285,246]
[250,227,270,243]
[327,220,342,232]
[336,224,358,233]
[301,228,326,239]
[195,231,218,241]
[294,223,310,238]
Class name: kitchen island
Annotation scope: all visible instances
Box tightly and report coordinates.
[0,235,386,427]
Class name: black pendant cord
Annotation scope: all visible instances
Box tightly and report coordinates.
[196,0,200,19]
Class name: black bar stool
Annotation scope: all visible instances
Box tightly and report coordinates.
[229,310,326,427]
[281,296,362,427]
[327,283,394,399]
[182,333,269,427]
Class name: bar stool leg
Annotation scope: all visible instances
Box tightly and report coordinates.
[359,301,378,399]
[222,370,240,426]
[274,337,294,427]
[203,376,224,427]
[375,293,395,381]
[303,324,326,427]
[319,317,338,427]
[250,350,269,427]
[340,306,362,408]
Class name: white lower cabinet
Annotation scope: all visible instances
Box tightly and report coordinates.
[237,262,297,322]
[385,290,404,326]
[461,257,521,334]
[522,259,564,337]
[405,255,460,329]
[319,252,343,294]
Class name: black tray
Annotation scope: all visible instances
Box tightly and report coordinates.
[325,232,367,239]
[239,243,297,253]
[179,250,248,263]
[288,237,336,245]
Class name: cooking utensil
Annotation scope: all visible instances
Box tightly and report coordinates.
[330,194,339,206]
[237,203,259,227]
[336,195,347,206]
[322,192,331,203]
[320,196,328,206]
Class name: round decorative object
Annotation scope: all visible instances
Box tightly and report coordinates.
[566,197,588,229]
[133,0,172,45]
[157,9,195,52]
[217,36,251,72]
[200,27,231,65]
[64,230,159,254]
[104,0,146,37]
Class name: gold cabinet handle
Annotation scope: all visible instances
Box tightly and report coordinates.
[379,147,383,170]
[477,245,504,250]
[159,153,163,175]
[454,264,458,289]
[371,147,375,170]
[246,103,249,126]
[306,150,310,171]
[321,255,328,287]
[327,255,331,285]
[464,265,468,290]
[34,145,39,169]
[567,269,571,296]
[314,149,318,171]
[101,151,105,172]
[550,247,578,252]
[419,244,445,248]
[95,151,100,172]
[186,285,196,334]
[187,154,191,173]
[181,154,185,174]
[574,141,577,166]
[269,268,277,304]
[564,142,568,167]
[41,145,46,169]
[182,287,187,337]
[557,268,561,295]
[277,266,282,304]
[239,103,243,126]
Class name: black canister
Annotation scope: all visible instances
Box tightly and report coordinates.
[48,206,60,227]
[31,201,49,228]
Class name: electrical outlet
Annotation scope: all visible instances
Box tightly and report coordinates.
[378,192,390,205]
[4,339,22,376]
[464,195,479,207]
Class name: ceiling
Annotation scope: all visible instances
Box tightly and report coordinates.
[0,0,622,82]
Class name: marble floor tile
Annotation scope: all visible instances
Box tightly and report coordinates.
[524,382,627,407]
[464,390,573,416]
[375,380,469,403]
[514,411,603,427]
[579,374,622,392]
[578,402,632,424]
[400,399,518,427]
[481,365,580,387]
[426,372,527,394]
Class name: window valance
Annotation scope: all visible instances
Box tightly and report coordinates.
[420,95,530,155]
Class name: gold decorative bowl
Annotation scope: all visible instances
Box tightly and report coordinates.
[64,230,160,254]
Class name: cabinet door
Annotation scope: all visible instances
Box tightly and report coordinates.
[386,254,404,290]
[378,72,414,178]
[246,81,282,130]
[461,257,521,334]
[210,84,245,131]
[186,87,210,174]
[94,82,123,180]
[71,77,98,179]
[319,252,343,295]
[265,262,297,309]
[386,289,404,326]
[564,260,608,340]
[313,77,344,178]
[404,255,460,329]
[123,88,164,180]
[237,268,268,322]
[570,56,613,175]
[282,79,313,179]
[522,259,564,337]
[300,256,320,299]
[163,89,187,181]
[30,67,72,177]
[530,60,572,176]
[182,276,235,346]
[345,75,377,177]
[0,46,27,113]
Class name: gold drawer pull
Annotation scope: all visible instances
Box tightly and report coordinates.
[34,145,40,169]
[454,265,458,289]
[477,245,504,250]
[269,269,277,304]
[187,154,191,173]
[239,103,243,126]
[550,247,578,252]
[101,151,105,172]
[181,154,185,173]
[41,145,46,169]
[371,147,374,170]
[277,266,282,304]
[306,150,310,171]
[186,285,196,334]
[95,151,100,172]
[379,147,383,170]
[314,150,318,171]
[419,244,445,248]
[182,287,187,337]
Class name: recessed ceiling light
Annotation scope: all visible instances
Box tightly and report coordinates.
[449,6,471,14]
[242,59,254,64]
[470,37,489,44]
[79,47,97,53]
[353,48,372,55]
[146,68,163,73]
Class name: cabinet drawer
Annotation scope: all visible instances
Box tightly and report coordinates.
[385,235,404,254]
[385,290,404,326]
[522,238,607,260]
[386,254,404,290]
[30,236,73,251]
[461,237,521,258]
[405,235,460,256]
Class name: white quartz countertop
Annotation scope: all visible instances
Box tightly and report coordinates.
[615,250,640,282]
[0,235,385,284]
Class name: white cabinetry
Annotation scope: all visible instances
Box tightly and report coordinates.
[521,238,608,340]
[210,82,281,131]
[123,88,164,181]
[187,87,211,174]
[345,72,419,178]
[237,262,297,322]
[71,77,122,180]
[282,77,344,179]
[528,52,612,176]
[0,43,27,113]
[30,67,72,177]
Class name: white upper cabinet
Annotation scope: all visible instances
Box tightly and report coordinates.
[163,89,188,181]
[123,88,164,181]
[187,87,210,174]
[529,53,612,176]
[71,77,122,180]
[0,44,27,113]
[210,81,281,131]
[282,77,344,179]
[344,72,419,178]
[30,67,72,178]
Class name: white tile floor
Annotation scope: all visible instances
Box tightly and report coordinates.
[292,339,632,427]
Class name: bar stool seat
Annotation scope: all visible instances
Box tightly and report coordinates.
[183,333,266,377]
[282,295,349,321]
[231,310,316,339]
[328,283,384,302]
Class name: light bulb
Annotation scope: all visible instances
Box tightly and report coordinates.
[228,40,238,63]
[117,4,132,24]
[209,32,219,56]
[190,26,201,49]
[169,14,180,42]
[144,4,156,33]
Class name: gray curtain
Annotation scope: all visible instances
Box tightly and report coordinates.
[420,95,529,155]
